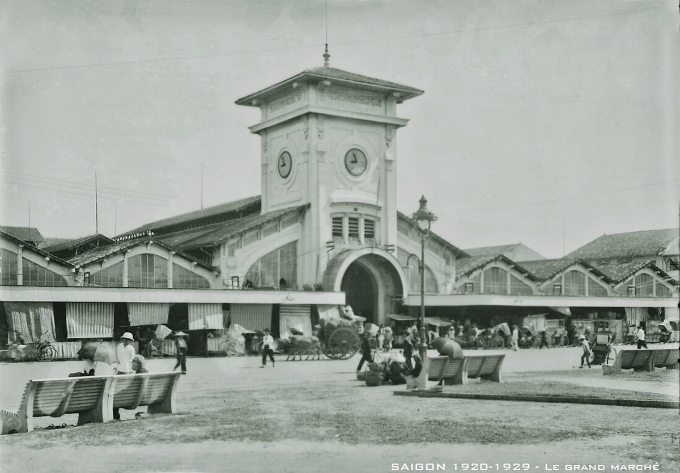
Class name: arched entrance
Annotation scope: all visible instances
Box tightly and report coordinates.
[323,249,407,325]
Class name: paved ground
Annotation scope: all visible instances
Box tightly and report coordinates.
[1,344,678,473]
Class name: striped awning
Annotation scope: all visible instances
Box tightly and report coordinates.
[127,303,170,326]
[66,302,114,339]
[280,305,313,338]
[188,303,223,330]
[4,302,56,343]
[230,304,272,332]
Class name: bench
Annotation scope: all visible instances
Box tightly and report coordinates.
[427,354,505,385]
[465,354,505,382]
[1,372,180,434]
[651,348,679,370]
[602,349,656,375]
[427,356,468,385]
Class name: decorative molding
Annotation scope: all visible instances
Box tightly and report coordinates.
[317,115,325,139]
[386,126,395,147]
[270,93,302,112]
[302,115,309,140]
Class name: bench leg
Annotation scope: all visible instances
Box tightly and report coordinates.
[78,376,114,426]
[489,357,504,382]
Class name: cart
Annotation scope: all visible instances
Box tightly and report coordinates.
[480,323,510,349]
[591,331,617,365]
[658,320,678,343]
[318,317,361,360]
[519,325,538,348]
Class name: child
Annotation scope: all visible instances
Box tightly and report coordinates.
[579,335,592,368]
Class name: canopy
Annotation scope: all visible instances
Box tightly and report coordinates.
[424,317,452,327]
[386,313,417,322]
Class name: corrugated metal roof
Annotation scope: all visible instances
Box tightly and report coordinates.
[566,228,678,259]
[0,230,73,267]
[118,195,261,238]
[465,243,546,261]
[41,233,114,253]
[589,260,678,285]
[455,254,540,281]
[518,258,615,284]
[0,226,45,243]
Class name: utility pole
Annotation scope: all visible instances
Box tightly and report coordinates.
[95,171,99,234]
[200,163,204,209]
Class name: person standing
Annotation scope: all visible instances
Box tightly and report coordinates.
[114,332,136,375]
[579,335,592,368]
[538,330,550,349]
[402,329,414,370]
[636,325,648,349]
[377,324,385,353]
[260,328,275,368]
[355,332,374,373]
[510,325,519,351]
[383,325,393,352]
[172,331,189,375]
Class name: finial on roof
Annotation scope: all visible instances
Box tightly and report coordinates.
[323,43,330,67]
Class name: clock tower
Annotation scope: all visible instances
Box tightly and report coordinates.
[236,56,423,318]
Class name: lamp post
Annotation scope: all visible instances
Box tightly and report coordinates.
[412,195,437,359]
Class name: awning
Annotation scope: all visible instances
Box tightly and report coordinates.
[66,302,114,339]
[424,316,452,327]
[386,313,417,321]
[127,302,170,326]
[549,307,571,316]
[188,303,223,330]
[4,302,56,343]
[230,304,272,332]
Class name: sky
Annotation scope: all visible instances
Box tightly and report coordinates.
[1,0,678,259]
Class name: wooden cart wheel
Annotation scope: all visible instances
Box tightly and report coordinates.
[327,327,360,360]
[39,345,57,362]
[491,335,505,349]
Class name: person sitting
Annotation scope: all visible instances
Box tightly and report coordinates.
[113,354,148,420]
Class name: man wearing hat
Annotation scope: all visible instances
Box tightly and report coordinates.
[115,332,136,375]
[579,335,592,368]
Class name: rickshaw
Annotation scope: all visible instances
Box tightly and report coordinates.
[591,331,617,365]
[519,325,538,348]
[658,320,678,343]
[480,323,510,349]
[550,327,570,347]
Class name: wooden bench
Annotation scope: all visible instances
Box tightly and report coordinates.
[465,354,505,382]
[602,349,655,375]
[650,348,679,370]
[427,356,468,385]
[1,372,180,434]
[427,354,505,385]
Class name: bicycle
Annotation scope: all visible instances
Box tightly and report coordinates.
[22,331,57,362]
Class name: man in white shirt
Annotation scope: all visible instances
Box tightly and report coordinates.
[636,325,648,349]
[260,328,275,368]
[115,332,136,374]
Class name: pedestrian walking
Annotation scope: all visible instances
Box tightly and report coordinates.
[636,325,648,349]
[510,325,519,351]
[355,332,374,373]
[260,328,275,368]
[172,331,189,375]
[579,335,592,368]
[402,330,414,370]
[538,330,550,349]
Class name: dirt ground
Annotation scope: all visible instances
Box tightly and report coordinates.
[1,345,678,473]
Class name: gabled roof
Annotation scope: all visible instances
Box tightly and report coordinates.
[455,254,539,281]
[41,233,114,254]
[40,237,76,249]
[0,226,45,243]
[173,205,309,251]
[117,195,261,238]
[67,237,214,272]
[517,258,615,284]
[589,260,678,285]
[236,66,424,106]
[396,212,469,259]
[465,243,545,261]
[566,228,678,260]
[0,230,73,267]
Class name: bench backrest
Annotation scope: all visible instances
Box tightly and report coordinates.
[427,356,465,381]
[651,349,679,367]
[113,372,179,409]
[31,376,109,418]
[619,350,654,369]
[466,355,505,379]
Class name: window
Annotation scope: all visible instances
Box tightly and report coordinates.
[656,283,672,298]
[364,218,375,239]
[22,258,68,286]
[128,254,168,288]
[483,267,507,294]
[244,241,297,289]
[0,249,18,285]
[332,217,343,237]
[348,217,359,238]
[552,284,562,294]
[90,262,124,287]
[172,264,210,289]
[510,275,533,295]
[464,282,474,293]
[587,277,608,297]
[262,222,278,238]
[634,273,653,296]
[227,244,237,257]
[563,270,586,296]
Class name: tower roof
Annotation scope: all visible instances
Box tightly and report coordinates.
[236,66,424,106]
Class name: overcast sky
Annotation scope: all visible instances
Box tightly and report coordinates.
[1,0,678,259]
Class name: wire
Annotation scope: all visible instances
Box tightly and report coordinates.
[5,6,664,74]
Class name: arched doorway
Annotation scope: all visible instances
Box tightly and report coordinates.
[324,249,407,326]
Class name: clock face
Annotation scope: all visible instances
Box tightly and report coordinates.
[344,148,368,176]
[278,151,292,179]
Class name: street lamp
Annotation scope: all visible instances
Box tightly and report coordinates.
[412,195,437,359]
